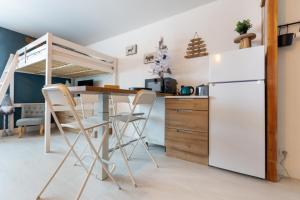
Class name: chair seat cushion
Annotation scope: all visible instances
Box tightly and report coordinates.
[16,118,43,126]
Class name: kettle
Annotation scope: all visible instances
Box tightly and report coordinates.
[179,86,194,96]
[195,84,209,96]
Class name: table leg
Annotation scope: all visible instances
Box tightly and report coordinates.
[44,104,51,153]
[98,94,109,180]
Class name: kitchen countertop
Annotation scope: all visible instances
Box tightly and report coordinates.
[165,96,208,99]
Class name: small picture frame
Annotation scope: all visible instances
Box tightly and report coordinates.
[126,44,137,56]
[144,52,156,64]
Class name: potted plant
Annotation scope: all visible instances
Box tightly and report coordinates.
[235,19,252,35]
[234,19,256,49]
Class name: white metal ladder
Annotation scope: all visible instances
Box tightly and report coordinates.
[0,54,18,105]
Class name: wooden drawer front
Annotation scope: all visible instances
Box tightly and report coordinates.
[166,98,208,111]
[166,147,208,165]
[166,128,208,156]
[166,110,208,132]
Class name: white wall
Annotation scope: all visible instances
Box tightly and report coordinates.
[87,0,262,90]
[278,0,300,179]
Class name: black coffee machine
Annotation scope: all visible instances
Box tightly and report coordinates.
[145,78,177,94]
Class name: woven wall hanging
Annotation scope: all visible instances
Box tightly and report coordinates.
[184,32,209,59]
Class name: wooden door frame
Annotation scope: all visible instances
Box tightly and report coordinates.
[266,0,278,182]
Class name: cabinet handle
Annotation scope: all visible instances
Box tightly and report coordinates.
[176,98,194,101]
[176,109,193,112]
[176,129,193,134]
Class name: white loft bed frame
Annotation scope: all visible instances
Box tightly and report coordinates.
[13,33,118,152]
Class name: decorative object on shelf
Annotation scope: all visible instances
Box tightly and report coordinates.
[184,32,208,59]
[0,94,14,137]
[144,52,156,64]
[150,37,171,78]
[126,44,137,56]
[234,19,256,49]
[234,33,256,49]
[278,21,300,47]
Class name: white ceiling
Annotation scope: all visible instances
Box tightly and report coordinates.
[0,0,216,45]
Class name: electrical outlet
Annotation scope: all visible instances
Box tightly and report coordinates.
[282,150,288,157]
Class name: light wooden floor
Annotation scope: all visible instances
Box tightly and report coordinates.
[0,132,299,200]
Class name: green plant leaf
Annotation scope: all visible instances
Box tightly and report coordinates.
[235,19,252,34]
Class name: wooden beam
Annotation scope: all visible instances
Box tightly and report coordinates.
[266,0,278,182]
[112,59,118,85]
[261,0,266,45]
[9,61,15,132]
[52,45,114,68]
[52,35,115,63]
[37,63,73,74]
[44,33,53,153]
[16,34,47,55]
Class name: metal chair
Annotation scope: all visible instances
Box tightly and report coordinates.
[37,84,121,200]
[79,94,101,137]
[110,90,159,187]
[108,95,141,187]
[109,95,146,156]
[74,94,107,168]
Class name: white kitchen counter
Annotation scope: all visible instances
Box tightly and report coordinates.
[165,95,208,99]
[144,95,209,147]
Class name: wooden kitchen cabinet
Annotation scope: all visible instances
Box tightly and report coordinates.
[165,97,209,165]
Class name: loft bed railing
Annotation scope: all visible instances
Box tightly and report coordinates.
[15,33,117,78]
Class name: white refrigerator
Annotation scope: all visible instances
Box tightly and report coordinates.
[209,46,265,179]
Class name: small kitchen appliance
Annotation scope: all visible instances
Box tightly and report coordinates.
[179,86,194,96]
[195,84,209,96]
[145,78,177,94]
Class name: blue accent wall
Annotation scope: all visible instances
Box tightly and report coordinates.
[0,28,28,75]
[0,27,69,128]
[14,73,69,103]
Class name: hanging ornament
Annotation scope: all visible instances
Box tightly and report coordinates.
[150,37,172,78]
[184,32,209,59]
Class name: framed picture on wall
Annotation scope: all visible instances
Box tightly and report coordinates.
[144,52,156,64]
[126,44,137,56]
